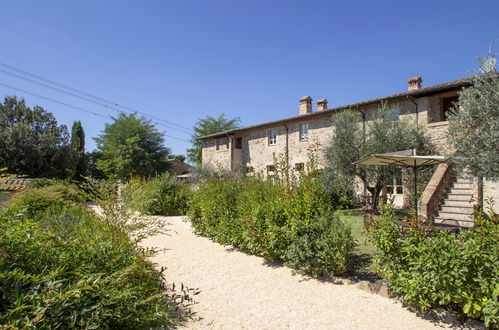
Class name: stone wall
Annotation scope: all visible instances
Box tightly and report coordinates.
[240,116,334,176]
[202,136,233,171]
[483,179,499,214]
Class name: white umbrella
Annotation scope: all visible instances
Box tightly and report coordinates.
[354,149,446,218]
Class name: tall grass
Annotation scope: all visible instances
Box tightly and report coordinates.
[122,174,190,216]
[0,180,196,328]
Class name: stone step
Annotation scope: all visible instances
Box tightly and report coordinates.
[454,178,473,184]
[452,182,473,189]
[448,188,473,195]
[440,205,474,214]
[437,211,474,221]
[434,217,475,228]
[444,199,475,207]
[445,193,473,201]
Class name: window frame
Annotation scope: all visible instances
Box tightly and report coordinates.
[268,130,277,145]
[386,173,404,195]
[235,137,243,149]
[294,162,304,171]
[299,123,309,141]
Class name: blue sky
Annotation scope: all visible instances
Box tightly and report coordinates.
[0,0,497,156]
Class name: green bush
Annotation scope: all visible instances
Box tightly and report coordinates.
[7,182,84,217]
[285,213,356,276]
[188,174,356,276]
[367,203,499,327]
[0,181,195,328]
[123,174,190,216]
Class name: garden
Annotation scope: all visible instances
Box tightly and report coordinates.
[0,179,197,328]
[123,165,497,327]
[0,74,497,328]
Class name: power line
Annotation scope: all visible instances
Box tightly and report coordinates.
[0,81,110,119]
[0,82,190,143]
[0,24,213,116]
[0,62,193,134]
[0,68,193,136]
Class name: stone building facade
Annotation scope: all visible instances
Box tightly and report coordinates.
[200,76,499,217]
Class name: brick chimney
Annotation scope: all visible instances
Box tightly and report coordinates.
[299,96,312,115]
[317,98,328,111]
[407,76,423,91]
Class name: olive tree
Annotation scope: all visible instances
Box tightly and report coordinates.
[447,74,499,180]
[323,104,434,210]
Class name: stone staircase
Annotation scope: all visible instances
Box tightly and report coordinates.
[433,177,475,227]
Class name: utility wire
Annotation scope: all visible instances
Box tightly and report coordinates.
[0,24,212,116]
[0,62,193,134]
[0,81,110,119]
[0,67,192,135]
[0,82,190,143]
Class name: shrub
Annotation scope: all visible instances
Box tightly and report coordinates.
[0,180,195,328]
[122,174,190,216]
[367,202,499,327]
[188,176,241,243]
[285,213,356,276]
[6,182,84,217]
[188,174,356,276]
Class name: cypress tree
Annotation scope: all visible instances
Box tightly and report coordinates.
[71,121,86,179]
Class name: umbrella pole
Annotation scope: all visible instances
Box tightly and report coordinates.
[413,163,418,219]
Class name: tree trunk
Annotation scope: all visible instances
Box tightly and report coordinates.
[366,184,384,212]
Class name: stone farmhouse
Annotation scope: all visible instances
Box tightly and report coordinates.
[199,76,498,227]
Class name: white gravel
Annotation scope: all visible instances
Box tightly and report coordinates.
[142,216,450,330]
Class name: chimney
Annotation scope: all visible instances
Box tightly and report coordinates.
[317,98,328,111]
[407,76,423,91]
[299,96,312,115]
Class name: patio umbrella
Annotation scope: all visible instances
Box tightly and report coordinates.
[354,149,446,218]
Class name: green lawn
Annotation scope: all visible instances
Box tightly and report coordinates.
[335,209,379,279]
[336,209,376,256]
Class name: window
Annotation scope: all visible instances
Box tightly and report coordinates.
[294,162,304,171]
[268,130,277,145]
[441,95,459,121]
[299,123,309,141]
[386,174,403,195]
[267,165,276,184]
[393,108,400,122]
[216,137,229,151]
[235,137,243,149]
[246,166,254,174]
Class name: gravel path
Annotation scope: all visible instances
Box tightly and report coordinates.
[142,216,449,329]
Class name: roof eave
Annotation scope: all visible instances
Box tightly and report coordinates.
[198,77,476,140]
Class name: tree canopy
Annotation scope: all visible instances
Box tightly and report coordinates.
[187,113,240,164]
[94,113,170,178]
[323,104,434,210]
[0,96,71,177]
[447,74,499,180]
